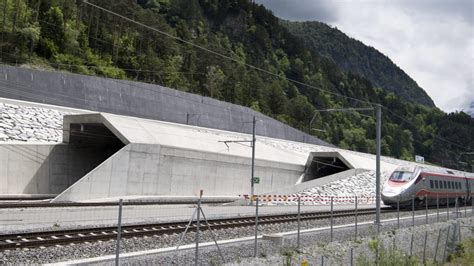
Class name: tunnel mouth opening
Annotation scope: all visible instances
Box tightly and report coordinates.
[69,123,124,150]
[303,156,350,182]
[67,123,125,179]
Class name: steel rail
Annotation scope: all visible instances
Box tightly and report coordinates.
[0,208,389,250]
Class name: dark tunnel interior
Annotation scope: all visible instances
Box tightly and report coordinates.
[303,156,350,182]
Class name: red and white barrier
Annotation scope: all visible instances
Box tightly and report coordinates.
[239,194,376,205]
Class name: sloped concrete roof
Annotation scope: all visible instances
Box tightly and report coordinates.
[51,112,473,202]
[64,113,309,165]
[63,112,473,177]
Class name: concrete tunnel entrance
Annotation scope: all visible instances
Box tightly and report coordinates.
[303,153,351,182]
[66,123,125,178]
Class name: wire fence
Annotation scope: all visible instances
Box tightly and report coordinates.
[1,194,473,265]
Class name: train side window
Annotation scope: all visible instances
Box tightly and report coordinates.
[435,180,439,189]
[443,181,447,189]
[430,180,433,188]
[440,181,444,189]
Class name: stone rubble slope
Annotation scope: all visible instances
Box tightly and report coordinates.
[298,170,389,198]
[0,102,69,142]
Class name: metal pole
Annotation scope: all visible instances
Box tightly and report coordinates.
[350,248,353,266]
[437,194,439,222]
[375,237,379,265]
[321,255,324,266]
[115,199,123,266]
[176,208,198,250]
[443,226,451,262]
[434,228,441,263]
[397,195,400,229]
[254,196,259,257]
[471,197,473,217]
[297,196,301,250]
[195,191,202,266]
[355,196,358,239]
[251,116,256,203]
[422,231,428,264]
[410,233,414,256]
[412,196,415,227]
[375,104,381,229]
[199,207,225,263]
[330,196,334,242]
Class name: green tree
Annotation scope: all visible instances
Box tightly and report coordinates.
[204,65,225,98]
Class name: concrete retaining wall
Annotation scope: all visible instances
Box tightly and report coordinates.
[53,144,304,202]
[0,143,106,195]
[0,65,329,146]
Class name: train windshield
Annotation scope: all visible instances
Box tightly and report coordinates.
[389,171,413,182]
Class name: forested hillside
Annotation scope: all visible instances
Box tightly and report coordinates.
[0,0,472,171]
[281,21,434,107]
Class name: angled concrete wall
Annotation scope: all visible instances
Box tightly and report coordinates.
[0,65,330,146]
[53,143,304,202]
[0,143,106,195]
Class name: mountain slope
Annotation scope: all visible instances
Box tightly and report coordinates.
[282,21,435,107]
[0,0,472,171]
[467,102,474,118]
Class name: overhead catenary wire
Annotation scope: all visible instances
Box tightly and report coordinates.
[82,0,376,108]
[1,62,470,156]
[1,69,470,159]
[81,1,471,152]
[0,80,470,169]
[1,1,471,155]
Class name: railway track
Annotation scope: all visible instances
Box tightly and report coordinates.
[0,208,390,250]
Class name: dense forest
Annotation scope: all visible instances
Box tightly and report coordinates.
[281,21,435,107]
[0,0,472,171]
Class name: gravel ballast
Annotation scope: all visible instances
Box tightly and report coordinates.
[1,208,471,264]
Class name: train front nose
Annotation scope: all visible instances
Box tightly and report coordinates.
[381,184,401,205]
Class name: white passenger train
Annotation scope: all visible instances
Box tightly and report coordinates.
[382,165,473,207]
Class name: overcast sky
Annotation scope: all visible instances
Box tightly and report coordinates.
[255,0,473,113]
